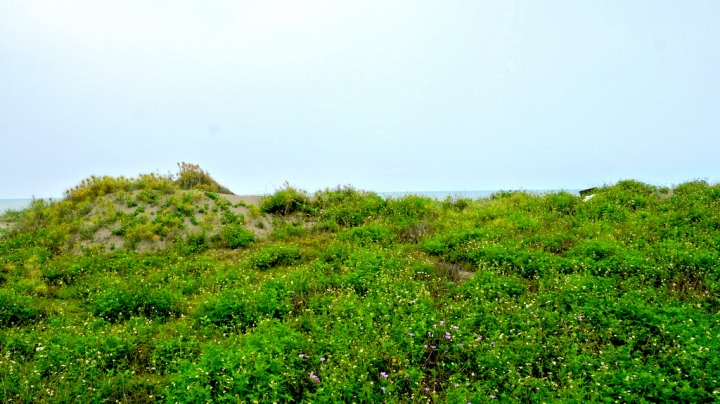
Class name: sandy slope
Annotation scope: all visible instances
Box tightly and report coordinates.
[0,192,277,252]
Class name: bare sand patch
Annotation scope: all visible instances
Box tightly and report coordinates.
[217,194,263,206]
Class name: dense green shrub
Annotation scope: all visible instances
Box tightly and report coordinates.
[314,187,386,227]
[337,224,394,247]
[271,222,307,240]
[221,224,255,249]
[382,195,434,225]
[261,184,311,215]
[92,286,180,321]
[248,245,302,270]
[182,231,208,254]
[164,322,310,402]
[545,191,579,215]
[0,289,43,327]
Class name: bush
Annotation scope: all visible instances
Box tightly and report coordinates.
[314,187,386,228]
[0,290,43,327]
[382,195,434,225]
[221,225,255,249]
[271,222,307,240]
[92,286,180,322]
[183,231,208,254]
[249,245,302,270]
[174,162,233,194]
[261,183,311,215]
[545,192,579,215]
[337,225,393,247]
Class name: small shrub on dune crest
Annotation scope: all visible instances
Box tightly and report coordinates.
[313,186,386,228]
[60,162,231,203]
[65,173,178,203]
[174,162,233,194]
[261,182,311,215]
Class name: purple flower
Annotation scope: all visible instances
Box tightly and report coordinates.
[530,311,534,315]
[309,372,320,383]
[489,395,496,399]
[577,315,584,320]
[452,325,459,330]
[408,333,414,337]
[298,353,307,358]
[381,387,386,393]
[425,387,430,392]
[320,357,326,363]
[490,341,495,346]
[445,332,452,340]
[430,345,436,349]
[439,321,445,326]
[457,343,464,347]
[475,336,483,341]
[380,371,388,379]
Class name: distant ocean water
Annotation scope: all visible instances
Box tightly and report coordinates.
[0,198,44,212]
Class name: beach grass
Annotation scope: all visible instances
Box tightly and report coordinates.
[0,168,719,402]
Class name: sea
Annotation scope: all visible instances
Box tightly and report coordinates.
[1,190,582,213]
[0,199,37,212]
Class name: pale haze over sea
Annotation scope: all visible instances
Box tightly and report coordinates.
[0,199,39,212]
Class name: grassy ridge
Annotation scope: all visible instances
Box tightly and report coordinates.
[1,174,719,403]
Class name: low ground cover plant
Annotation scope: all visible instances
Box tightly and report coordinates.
[1,172,719,403]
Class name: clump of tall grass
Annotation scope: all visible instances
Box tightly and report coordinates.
[65,173,177,203]
[261,182,311,215]
[173,162,233,194]
[64,162,232,204]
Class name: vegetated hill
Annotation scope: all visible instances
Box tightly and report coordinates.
[0,171,719,403]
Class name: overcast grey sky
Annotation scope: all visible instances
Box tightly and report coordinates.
[1,1,719,198]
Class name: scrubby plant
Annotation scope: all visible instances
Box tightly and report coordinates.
[1,176,719,403]
[220,224,255,249]
[248,245,302,270]
[270,222,307,240]
[174,162,233,194]
[313,186,386,228]
[0,289,43,327]
[261,182,311,215]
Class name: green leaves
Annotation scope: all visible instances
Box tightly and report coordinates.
[2,178,720,402]
[248,245,302,270]
[0,289,43,327]
[92,285,181,322]
[261,184,311,215]
[221,224,255,249]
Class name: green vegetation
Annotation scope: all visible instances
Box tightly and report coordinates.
[1,173,719,403]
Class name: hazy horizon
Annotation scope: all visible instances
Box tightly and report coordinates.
[2,1,719,198]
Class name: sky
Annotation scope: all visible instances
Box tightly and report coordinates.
[1,1,719,198]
